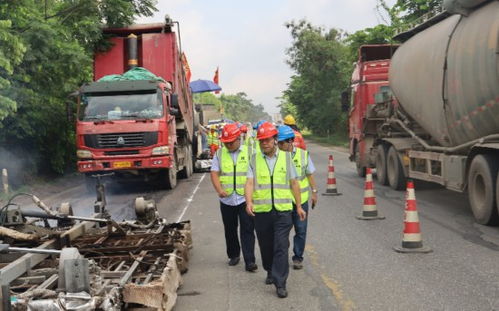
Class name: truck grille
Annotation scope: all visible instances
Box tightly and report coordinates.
[104,150,140,156]
[84,132,158,149]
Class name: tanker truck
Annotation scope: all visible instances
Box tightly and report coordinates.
[75,19,198,191]
[348,0,499,225]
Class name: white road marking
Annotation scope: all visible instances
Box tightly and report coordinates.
[176,173,206,222]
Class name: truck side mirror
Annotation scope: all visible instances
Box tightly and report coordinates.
[341,91,350,112]
[171,94,179,109]
[169,94,180,116]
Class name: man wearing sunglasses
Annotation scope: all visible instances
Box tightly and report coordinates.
[277,125,318,270]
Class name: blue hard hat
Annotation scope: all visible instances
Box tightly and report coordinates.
[253,120,266,130]
[277,125,295,142]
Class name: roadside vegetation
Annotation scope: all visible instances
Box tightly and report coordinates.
[194,92,271,123]
[281,0,441,145]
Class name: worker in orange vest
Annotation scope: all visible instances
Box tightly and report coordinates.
[283,115,306,150]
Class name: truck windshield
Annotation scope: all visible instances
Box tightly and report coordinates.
[79,91,163,121]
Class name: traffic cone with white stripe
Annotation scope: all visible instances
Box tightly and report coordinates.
[356,168,385,220]
[322,155,342,196]
[393,180,432,253]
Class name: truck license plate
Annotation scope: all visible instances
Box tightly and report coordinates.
[113,161,132,168]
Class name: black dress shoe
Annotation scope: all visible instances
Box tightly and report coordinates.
[265,274,274,285]
[292,260,303,270]
[228,257,240,266]
[245,263,258,272]
[276,287,288,298]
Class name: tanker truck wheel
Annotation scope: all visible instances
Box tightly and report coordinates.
[375,144,388,186]
[354,144,366,177]
[468,154,498,225]
[497,173,499,220]
[387,146,405,190]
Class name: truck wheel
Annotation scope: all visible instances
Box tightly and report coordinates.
[160,161,177,190]
[355,143,366,177]
[468,154,498,225]
[84,174,96,194]
[375,144,388,185]
[387,146,405,190]
[497,173,499,219]
[179,145,193,179]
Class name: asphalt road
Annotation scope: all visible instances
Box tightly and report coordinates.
[24,141,499,310]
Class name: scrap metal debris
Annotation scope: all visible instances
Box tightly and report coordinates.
[0,180,191,311]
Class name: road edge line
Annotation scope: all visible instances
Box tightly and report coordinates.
[176,173,206,222]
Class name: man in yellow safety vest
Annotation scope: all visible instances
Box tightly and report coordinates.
[277,125,318,270]
[210,123,257,271]
[245,122,306,298]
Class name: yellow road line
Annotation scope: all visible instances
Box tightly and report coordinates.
[306,244,355,311]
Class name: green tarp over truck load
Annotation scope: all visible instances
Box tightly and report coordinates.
[97,67,166,83]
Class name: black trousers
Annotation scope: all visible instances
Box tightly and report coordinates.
[220,201,256,265]
[254,210,293,289]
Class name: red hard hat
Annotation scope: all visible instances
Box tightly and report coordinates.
[240,124,248,133]
[220,123,241,143]
[256,122,278,140]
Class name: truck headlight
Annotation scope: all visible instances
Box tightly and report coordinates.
[77,149,92,159]
[152,146,169,155]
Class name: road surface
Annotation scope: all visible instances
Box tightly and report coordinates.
[24,141,499,310]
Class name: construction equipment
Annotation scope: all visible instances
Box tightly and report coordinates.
[0,178,191,310]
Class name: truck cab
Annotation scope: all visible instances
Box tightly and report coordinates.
[348,44,398,176]
[76,22,196,191]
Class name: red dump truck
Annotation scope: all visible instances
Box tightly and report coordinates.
[348,0,499,225]
[76,20,198,190]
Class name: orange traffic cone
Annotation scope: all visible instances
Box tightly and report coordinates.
[322,155,342,196]
[394,180,432,253]
[356,168,385,220]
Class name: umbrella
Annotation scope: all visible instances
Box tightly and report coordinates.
[190,79,222,93]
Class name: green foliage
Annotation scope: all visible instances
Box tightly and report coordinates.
[283,20,350,136]
[0,19,26,121]
[0,0,156,175]
[220,93,270,123]
[193,92,222,110]
[377,0,442,29]
[346,24,395,62]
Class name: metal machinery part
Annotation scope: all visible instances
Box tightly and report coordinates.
[134,196,159,223]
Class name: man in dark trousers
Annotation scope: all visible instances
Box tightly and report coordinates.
[277,125,318,270]
[210,123,257,271]
[245,122,306,298]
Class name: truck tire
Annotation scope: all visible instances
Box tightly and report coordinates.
[355,143,366,177]
[387,146,405,190]
[497,173,499,219]
[375,144,388,186]
[467,154,498,225]
[179,145,193,179]
[160,161,177,190]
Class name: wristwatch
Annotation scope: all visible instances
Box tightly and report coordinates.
[312,189,318,193]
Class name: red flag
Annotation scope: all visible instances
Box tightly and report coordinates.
[181,52,192,82]
[213,67,220,94]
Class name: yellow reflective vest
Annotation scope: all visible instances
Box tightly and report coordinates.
[293,148,310,203]
[252,149,294,213]
[218,145,249,196]
[208,130,220,146]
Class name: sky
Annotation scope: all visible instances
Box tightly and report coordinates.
[137,0,395,114]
